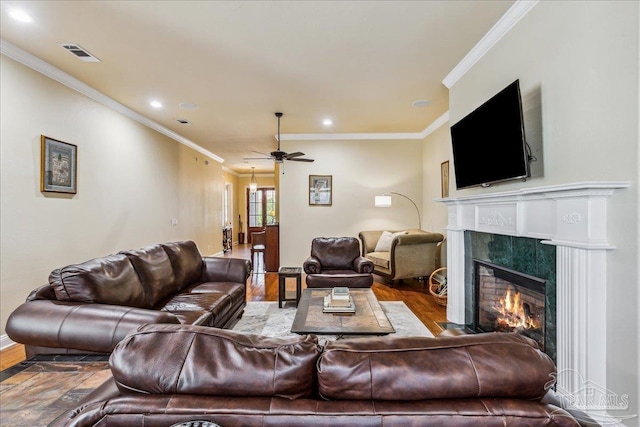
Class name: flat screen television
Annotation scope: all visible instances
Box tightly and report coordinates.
[450,79,529,189]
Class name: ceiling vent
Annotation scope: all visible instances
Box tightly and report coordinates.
[59,44,100,62]
[176,119,192,125]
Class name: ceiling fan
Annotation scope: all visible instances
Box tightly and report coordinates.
[244,112,314,164]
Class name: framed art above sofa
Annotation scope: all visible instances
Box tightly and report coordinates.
[41,135,77,194]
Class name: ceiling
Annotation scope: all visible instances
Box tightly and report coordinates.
[0,1,515,173]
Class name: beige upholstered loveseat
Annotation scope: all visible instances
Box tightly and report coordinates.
[359,229,444,285]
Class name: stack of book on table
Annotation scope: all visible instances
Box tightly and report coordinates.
[323,287,356,313]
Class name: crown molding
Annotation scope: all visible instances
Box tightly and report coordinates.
[279,132,424,141]
[281,110,450,142]
[419,111,449,138]
[1,39,224,164]
[239,172,275,178]
[442,0,539,89]
[221,166,240,176]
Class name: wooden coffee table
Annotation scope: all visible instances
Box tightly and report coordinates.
[290,288,395,336]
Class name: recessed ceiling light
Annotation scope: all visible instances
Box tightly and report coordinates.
[150,100,163,108]
[9,8,33,23]
[179,102,199,110]
[322,119,333,126]
[176,119,191,125]
[412,100,431,107]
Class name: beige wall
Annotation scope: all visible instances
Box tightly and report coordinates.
[0,55,226,334]
[221,169,240,245]
[422,123,451,235]
[279,138,424,267]
[447,2,639,422]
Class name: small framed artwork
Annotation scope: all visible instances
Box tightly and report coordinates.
[41,135,77,194]
[309,175,332,206]
[441,160,449,198]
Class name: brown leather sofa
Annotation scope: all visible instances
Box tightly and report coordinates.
[51,324,584,427]
[303,236,374,288]
[6,241,251,357]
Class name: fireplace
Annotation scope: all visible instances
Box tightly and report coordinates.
[439,182,629,422]
[473,260,546,351]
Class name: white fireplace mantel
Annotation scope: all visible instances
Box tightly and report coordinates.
[438,181,630,422]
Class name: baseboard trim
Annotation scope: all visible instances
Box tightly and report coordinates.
[1,334,16,351]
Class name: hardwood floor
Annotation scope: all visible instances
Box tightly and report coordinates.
[0,243,446,370]
[234,243,446,334]
[0,343,25,371]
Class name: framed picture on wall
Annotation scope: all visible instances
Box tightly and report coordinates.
[41,135,77,194]
[441,160,449,198]
[309,175,332,206]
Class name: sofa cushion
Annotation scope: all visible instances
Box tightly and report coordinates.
[317,333,556,401]
[50,254,148,308]
[161,292,233,326]
[121,244,178,307]
[110,324,322,399]
[374,230,406,252]
[366,251,390,269]
[187,282,246,308]
[161,241,203,290]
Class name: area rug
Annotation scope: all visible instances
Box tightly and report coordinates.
[232,300,433,339]
[0,301,431,426]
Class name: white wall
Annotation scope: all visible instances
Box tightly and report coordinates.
[447,2,639,423]
[279,138,424,267]
[0,55,225,335]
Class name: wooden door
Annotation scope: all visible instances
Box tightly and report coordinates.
[247,188,276,243]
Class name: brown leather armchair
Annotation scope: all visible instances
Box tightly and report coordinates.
[303,237,374,288]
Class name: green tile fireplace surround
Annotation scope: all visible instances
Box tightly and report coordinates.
[464,231,557,362]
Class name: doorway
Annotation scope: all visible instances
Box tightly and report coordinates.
[247,188,276,243]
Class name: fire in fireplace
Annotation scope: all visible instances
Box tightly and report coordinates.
[473,260,546,350]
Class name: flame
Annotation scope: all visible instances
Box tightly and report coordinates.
[493,290,540,329]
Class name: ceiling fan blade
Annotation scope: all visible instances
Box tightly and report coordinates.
[243,157,273,161]
[288,157,315,162]
[284,152,305,159]
[252,150,273,157]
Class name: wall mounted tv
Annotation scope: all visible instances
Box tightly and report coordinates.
[450,79,529,189]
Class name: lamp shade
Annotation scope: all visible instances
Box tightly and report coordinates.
[374,192,422,229]
[375,195,392,207]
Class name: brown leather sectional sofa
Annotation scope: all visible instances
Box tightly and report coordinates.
[51,325,583,427]
[6,241,251,357]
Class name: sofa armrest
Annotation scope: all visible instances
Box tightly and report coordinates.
[353,256,374,274]
[303,256,322,274]
[359,230,383,255]
[6,300,180,353]
[200,257,251,283]
[387,232,445,280]
[392,232,444,247]
[26,283,58,301]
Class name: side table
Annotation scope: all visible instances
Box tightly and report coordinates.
[278,267,302,308]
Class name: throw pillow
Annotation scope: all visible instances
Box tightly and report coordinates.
[374,230,407,252]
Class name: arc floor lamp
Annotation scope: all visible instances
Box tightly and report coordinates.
[374,192,422,230]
